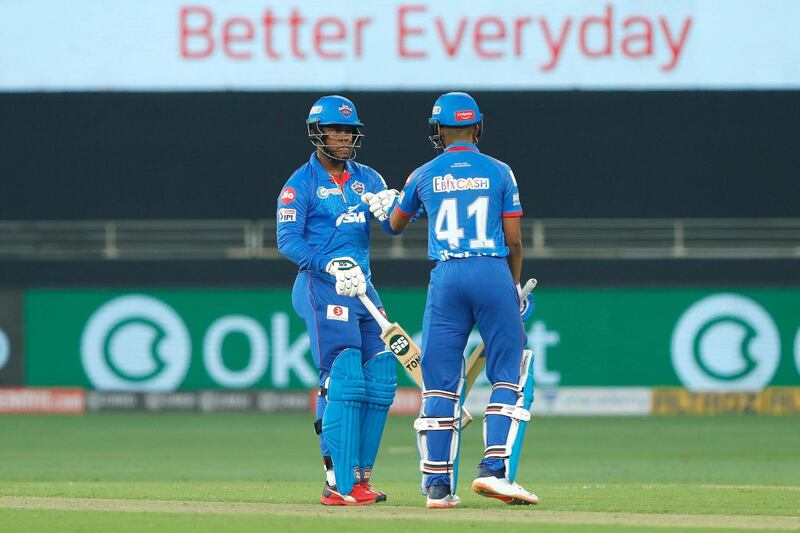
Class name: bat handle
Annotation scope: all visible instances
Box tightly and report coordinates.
[521,278,538,299]
[461,408,474,429]
[358,294,392,332]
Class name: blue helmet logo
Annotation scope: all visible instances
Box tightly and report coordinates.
[306,95,364,127]
[429,92,483,150]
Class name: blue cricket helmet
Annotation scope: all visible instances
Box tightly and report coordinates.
[306,95,364,127]
[428,92,483,150]
[306,95,364,161]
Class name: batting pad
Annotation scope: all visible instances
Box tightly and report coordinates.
[359,351,397,475]
[482,350,534,483]
[507,350,535,482]
[322,348,366,495]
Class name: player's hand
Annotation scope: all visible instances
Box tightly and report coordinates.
[361,189,398,221]
[326,257,367,298]
[517,283,535,322]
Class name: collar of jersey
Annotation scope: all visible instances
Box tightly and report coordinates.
[310,152,354,186]
[444,142,480,153]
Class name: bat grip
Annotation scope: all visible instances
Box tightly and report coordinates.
[358,294,392,331]
[521,278,538,299]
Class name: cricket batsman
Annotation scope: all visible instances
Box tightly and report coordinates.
[277,95,399,506]
[363,92,539,508]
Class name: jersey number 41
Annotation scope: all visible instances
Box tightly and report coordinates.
[435,197,495,250]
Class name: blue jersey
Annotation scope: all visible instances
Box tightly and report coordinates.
[396,142,523,261]
[277,153,391,282]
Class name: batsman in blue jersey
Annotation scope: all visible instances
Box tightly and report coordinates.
[363,92,538,508]
[277,95,398,506]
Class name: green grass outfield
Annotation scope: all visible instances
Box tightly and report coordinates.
[1,414,798,531]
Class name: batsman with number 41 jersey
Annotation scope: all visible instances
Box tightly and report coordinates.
[363,92,538,508]
[277,95,399,507]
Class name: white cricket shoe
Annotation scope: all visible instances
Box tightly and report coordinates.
[425,484,462,509]
[472,476,539,505]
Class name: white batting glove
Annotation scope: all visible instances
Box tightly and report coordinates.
[517,283,534,321]
[517,283,528,315]
[326,257,367,298]
[361,189,399,221]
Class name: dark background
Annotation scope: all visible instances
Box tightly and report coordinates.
[3,91,798,220]
[2,91,798,287]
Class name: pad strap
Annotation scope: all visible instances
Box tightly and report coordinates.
[422,389,459,400]
[420,460,453,474]
[485,403,531,422]
[492,381,522,393]
[414,416,457,431]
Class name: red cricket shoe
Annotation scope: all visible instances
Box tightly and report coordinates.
[320,483,376,506]
[357,481,387,502]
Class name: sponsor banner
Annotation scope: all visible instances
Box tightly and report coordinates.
[652,387,800,416]
[533,387,652,416]
[0,291,24,386]
[25,288,800,391]
[0,388,85,414]
[86,390,309,412]
[465,386,652,416]
[2,1,800,91]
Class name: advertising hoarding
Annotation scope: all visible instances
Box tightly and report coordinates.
[24,288,800,392]
[2,1,800,91]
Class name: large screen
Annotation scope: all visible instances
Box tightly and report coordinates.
[2,0,799,91]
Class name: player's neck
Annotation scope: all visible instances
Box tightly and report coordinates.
[316,150,346,178]
[443,137,475,148]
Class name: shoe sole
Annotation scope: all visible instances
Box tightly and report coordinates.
[426,502,459,509]
[320,496,376,506]
[471,481,539,506]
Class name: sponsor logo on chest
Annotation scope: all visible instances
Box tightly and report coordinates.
[327,304,349,321]
[433,173,490,193]
[336,206,366,226]
[317,186,342,200]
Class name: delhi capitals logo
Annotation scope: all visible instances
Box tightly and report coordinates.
[351,181,365,195]
[339,104,352,117]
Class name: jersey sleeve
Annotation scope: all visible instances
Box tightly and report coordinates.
[502,166,523,218]
[395,171,422,219]
[276,176,331,273]
[371,169,388,193]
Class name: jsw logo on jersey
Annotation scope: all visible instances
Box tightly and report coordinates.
[433,174,490,193]
[336,207,366,226]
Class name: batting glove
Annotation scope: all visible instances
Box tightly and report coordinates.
[326,257,367,298]
[517,283,535,322]
[361,189,399,221]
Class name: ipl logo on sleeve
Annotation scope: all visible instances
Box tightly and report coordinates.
[670,293,780,391]
[81,295,191,391]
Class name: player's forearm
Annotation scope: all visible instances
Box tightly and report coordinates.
[277,232,330,272]
[389,209,412,234]
[380,217,403,236]
[506,239,523,284]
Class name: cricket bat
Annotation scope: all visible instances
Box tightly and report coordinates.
[358,294,474,429]
[464,278,538,395]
